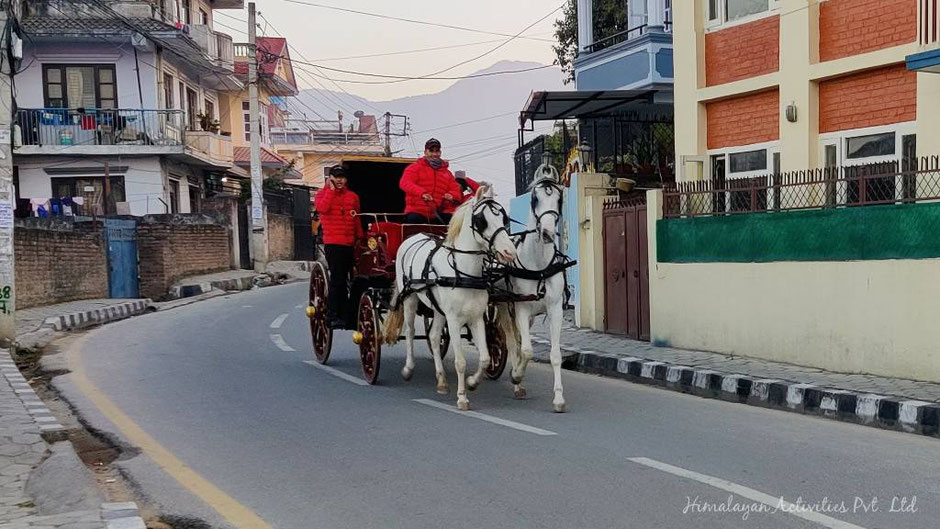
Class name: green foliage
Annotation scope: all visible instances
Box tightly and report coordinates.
[554,1,630,85]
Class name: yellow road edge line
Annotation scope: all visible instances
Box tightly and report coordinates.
[67,331,274,529]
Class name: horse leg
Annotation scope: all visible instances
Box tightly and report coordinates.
[466,316,490,391]
[400,296,419,381]
[429,313,448,394]
[548,303,566,413]
[497,305,525,399]
[448,314,470,410]
[511,306,534,398]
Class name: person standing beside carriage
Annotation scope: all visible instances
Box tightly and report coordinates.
[400,138,463,224]
[315,165,362,328]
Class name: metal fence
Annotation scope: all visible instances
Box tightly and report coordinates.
[664,157,940,218]
[16,108,185,147]
[264,190,294,216]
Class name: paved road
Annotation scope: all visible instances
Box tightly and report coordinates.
[57,283,940,529]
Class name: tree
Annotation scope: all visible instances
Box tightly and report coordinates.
[553,1,630,84]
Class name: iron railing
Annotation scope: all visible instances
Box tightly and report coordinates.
[264,190,294,216]
[663,158,940,218]
[16,108,185,147]
[584,25,647,54]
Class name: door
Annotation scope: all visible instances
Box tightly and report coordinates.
[291,187,314,260]
[237,202,251,269]
[602,202,651,340]
[603,210,628,335]
[104,218,139,298]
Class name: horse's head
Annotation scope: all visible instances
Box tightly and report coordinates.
[467,184,516,264]
[530,176,564,244]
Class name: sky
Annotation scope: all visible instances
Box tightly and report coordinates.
[214,0,562,100]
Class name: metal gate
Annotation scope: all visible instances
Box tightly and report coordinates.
[237,202,251,269]
[602,198,650,340]
[104,218,139,299]
[291,187,314,260]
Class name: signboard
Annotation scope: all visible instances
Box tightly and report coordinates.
[0,201,12,229]
[252,204,263,220]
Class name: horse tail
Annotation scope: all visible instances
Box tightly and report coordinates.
[382,285,404,345]
[496,303,521,354]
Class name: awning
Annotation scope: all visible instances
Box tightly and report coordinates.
[519,89,672,129]
[906,48,940,73]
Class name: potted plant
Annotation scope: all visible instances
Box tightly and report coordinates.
[197,112,221,133]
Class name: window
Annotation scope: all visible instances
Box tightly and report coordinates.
[51,176,125,216]
[163,72,174,109]
[204,99,215,120]
[628,0,648,30]
[199,9,208,25]
[182,0,191,25]
[710,147,772,212]
[43,65,117,109]
[846,132,895,159]
[189,184,201,213]
[243,101,270,143]
[186,87,198,130]
[729,149,767,174]
[169,179,180,214]
[708,0,773,28]
[243,101,250,141]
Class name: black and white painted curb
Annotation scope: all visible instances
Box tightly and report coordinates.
[41,300,152,332]
[101,501,147,529]
[0,348,67,441]
[530,338,940,439]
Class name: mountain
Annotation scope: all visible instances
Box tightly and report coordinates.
[294,61,566,202]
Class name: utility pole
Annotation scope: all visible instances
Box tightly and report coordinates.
[382,113,408,157]
[0,3,16,345]
[248,2,267,271]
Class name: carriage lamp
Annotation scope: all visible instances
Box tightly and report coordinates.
[352,331,364,345]
[367,236,379,251]
[305,305,316,319]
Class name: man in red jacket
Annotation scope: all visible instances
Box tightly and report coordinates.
[400,138,462,224]
[314,165,361,328]
[442,170,481,216]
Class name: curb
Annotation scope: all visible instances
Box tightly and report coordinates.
[530,339,940,439]
[41,300,152,333]
[0,348,67,442]
[168,276,256,299]
[101,501,147,529]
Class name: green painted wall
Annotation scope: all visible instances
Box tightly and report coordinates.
[658,202,940,263]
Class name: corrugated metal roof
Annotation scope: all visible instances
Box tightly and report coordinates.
[22,16,177,35]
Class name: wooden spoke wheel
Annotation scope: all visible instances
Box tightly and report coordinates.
[309,261,332,364]
[484,307,508,380]
[357,293,382,385]
[423,314,450,360]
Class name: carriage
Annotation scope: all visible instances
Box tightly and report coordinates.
[305,155,509,384]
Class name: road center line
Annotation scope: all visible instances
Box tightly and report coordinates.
[269,313,289,329]
[302,360,371,386]
[269,334,295,352]
[627,457,867,529]
[413,398,557,436]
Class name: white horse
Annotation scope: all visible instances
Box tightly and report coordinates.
[383,184,517,411]
[495,161,571,412]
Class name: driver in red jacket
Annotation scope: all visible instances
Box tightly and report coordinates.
[400,138,462,224]
[314,165,362,328]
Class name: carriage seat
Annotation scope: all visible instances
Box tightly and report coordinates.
[369,221,448,258]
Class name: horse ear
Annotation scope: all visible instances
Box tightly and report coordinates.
[474,184,487,201]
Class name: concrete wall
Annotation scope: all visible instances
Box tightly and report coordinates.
[14,220,108,309]
[267,213,293,262]
[137,215,231,300]
[647,190,940,383]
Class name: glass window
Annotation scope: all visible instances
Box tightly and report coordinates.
[163,73,174,109]
[725,0,769,21]
[846,132,895,159]
[728,149,767,173]
[708,0,719,20]
[169,179,180,214]
[43,65,116,109]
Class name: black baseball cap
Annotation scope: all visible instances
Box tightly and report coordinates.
[329,165,347,177]
[425,138,441,150]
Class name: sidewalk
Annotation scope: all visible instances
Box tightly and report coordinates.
[168,260,312,300]
[530,318,940,438]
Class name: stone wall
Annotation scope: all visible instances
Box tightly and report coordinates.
[267,213,294,262]
[14,220,108,309]
[137,214,231,300]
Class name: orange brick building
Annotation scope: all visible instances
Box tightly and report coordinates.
[673,0,940,188]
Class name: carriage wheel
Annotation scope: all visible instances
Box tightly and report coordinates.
[309,261,332,364]
[423,314,450,360]
[484,307,508,380]
[357,293,382,385]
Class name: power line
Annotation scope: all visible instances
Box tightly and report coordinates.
[306,38,507,62]
[412,111,517,134]
[266,56,555,83]
[281,0,555,42]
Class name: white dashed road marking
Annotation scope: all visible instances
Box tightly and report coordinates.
[627,457,867,529]
[269,334,295,352]
[303,361,371,386]
[270,313,289,329]
[413,398,557,436]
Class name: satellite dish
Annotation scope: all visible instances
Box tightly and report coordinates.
[353,110,365,118]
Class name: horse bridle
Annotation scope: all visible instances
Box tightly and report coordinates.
[530,178,564,236]
[471,198,511,251]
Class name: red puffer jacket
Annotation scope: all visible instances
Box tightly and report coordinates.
[315,186,362,246]
[443,176,481,214]
[400,158,463,218]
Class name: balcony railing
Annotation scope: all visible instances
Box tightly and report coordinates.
[583,25,648,54]
[189,25,235,70]
[270,129,382,146]
[16,109,185,148]
[185,131,233,165]
[234,43,253,58]
[920,0,939,47]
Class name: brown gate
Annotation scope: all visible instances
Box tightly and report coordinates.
[602,198,650,341]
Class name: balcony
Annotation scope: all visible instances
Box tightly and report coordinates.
[908,0,940,73]
[15,109,185,156]
[183,131,234,168]
[575,27,673,91]
[190,25,235,72]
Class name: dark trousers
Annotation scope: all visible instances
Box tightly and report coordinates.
[403,212,451,225]
[324,244,354,322]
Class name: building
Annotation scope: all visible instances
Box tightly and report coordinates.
[651,0,940,382]
[271,112,385,189]
[14,0,244,217]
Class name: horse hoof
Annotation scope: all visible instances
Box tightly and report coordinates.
[510,374,523,385]
[457,401,470,411]
[436,383,449,395]
[467,378,479,391]
[553,402,567,413]
[401,367,413,381]
[513,387,527,399]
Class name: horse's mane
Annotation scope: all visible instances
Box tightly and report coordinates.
[444,199,475,244]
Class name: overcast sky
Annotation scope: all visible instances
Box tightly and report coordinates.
[216,0,561,100]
